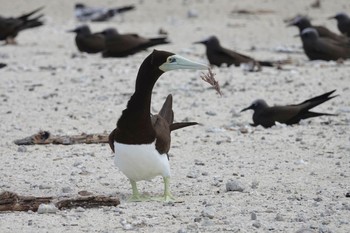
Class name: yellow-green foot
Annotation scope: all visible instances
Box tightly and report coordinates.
[127,194,151,202]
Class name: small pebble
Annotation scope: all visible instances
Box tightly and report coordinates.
[37,203,58,214]
[17,146,27,153]
[226,180,245,192]
[251,212,257,220]
[252,221,261,228]
[201,207,215,219]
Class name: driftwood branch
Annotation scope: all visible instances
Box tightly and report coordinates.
[0,191,120,212]
[14,131,109,145]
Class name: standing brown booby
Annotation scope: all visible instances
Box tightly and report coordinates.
[108,50,208,202]
[68,25,105,54]
[288,15,349,43]
[241,90,337,128]
[300,28,350,61]
[102,28,170,57]
[194,36,273,70]
[0,7,44,44]
[329,13,350,36]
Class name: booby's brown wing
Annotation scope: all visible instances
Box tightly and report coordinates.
[314,25,350,44]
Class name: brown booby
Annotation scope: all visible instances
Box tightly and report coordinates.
[300,28,350,61]
[241,90,337,128]
[194,36,273,70]
[288,15,349,43]
[68,25,105,54]
[102,28,170,58]
[0,7,44,44]
[74,3,135,22]
[329,13,350,36]
[108,50,208,202]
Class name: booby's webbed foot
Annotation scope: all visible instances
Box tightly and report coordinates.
[127,180,151,202]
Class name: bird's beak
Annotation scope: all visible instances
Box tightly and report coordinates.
[240,105,252,112]
[193,40,205,45]
[159,55,208,72]
[67,29,77,33]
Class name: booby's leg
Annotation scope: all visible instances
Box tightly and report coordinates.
[127,180,151,202]
[163,176,175,202]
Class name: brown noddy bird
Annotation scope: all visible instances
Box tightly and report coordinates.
[193,36,274,70]
[300,28,350,61]
[288,15,349,43]
[241,90,337,128]
[74,3,135,22]
[108,50,208,202]
[68,25,105,54]
[102,28,170,58]
[0,7,44,44]
[328,13,350,36]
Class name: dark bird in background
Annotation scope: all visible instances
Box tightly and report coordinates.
[300,28,350,61]
[68,25,105,54]
[102,28,170,58]
[74,3,135,22]
[108,50,208,201]
[0,7,44,44]
[287,15,349,43]
[0,63,7,69]
[194,36,274,71]
[241,90,337,128]
[329,13,350,36]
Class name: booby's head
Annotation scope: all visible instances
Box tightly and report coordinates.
[241,99,268,112]
[157,50,208,72]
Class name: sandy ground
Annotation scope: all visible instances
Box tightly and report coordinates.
[1,0,350,232]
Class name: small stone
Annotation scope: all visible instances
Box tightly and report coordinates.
[61,187,73,193]
[75,207,85,212]
[252,221,261,228]
[17,146,27,153]
[194,217,201,222]
[251,212,257,220]
[251,180,259,189]
[39,184,52,190]
[187,169,199,179]
[226,180,245,192]
[37,204,58,214]
[201,207,215,219]
[275,213,284,221]
[28,220,33,226]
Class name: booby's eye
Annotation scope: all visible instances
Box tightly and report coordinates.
[168,57,176,63]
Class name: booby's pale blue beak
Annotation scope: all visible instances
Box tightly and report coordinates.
[159,55,208,72]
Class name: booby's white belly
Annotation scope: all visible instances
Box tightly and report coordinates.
[114,141,170,182]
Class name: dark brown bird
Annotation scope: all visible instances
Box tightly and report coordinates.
[241,90,337,128]
[300,28,350,61]
[68,25,105,54]
[329,13,350,36]
[288,15,349,43]
[102,28,170,58]
[0,7,44,44]
[194,36,274,71]
[74,3,135,22]
[0,63,6,69]
[108,50,208,202]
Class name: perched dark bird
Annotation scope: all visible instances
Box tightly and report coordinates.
[241,90,337,128]
[0,63,7,69]
[102,28,170,58]
[329,13,350,36]
[74,3,135,22]
[288,15,349,43]
[0,7,44,44]
[300,28,350,61]
[68,25,105,54]
[194,36,274,71]
[108,50,208,202]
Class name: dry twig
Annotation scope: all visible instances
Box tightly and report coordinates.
[200,68,222,96]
